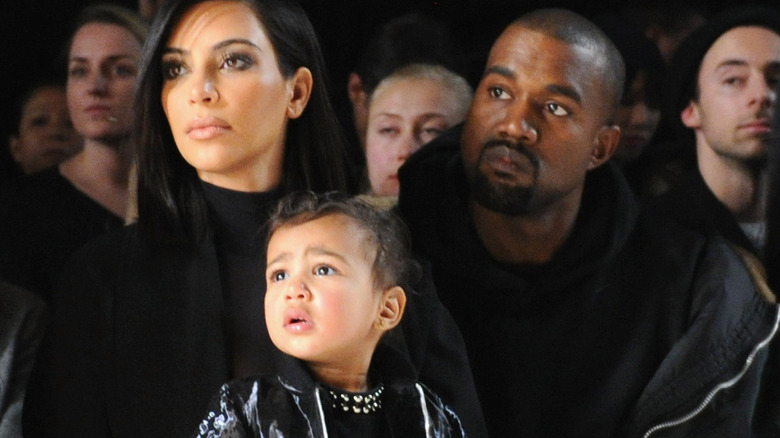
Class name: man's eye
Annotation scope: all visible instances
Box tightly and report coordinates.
[489,87,509,99]
[724,77,746,87]
[546,102,570,116]
[314,266,337,276]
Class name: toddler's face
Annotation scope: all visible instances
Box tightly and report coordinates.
[264,214,383,371]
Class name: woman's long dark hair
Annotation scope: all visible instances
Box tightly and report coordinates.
[134,0,355,247]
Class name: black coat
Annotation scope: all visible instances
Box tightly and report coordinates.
[649,169,759,256]
[397,125,780,437]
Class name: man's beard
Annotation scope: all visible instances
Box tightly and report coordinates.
[469,140,540,216]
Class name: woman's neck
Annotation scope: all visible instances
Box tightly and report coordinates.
[59,137,132,218]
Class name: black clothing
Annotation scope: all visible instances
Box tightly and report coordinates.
[203,182,279,378]
[0,168,123,300]
[650,169,759,256]
[193,343,465,437]
[397,125,780,437]
[0,281,48,437]
[26,185,486,438]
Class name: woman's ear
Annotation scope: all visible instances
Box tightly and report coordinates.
[374,286,406,332]
[287,67,313,119]
[588,125,620,170]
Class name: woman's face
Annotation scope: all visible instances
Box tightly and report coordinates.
[161,1,307,191]
[67,23,143,142]
[365,77,465,196]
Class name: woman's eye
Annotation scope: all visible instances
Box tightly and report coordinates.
[419,127,445,144]
[161,61,184,80]
[314,266,337,276]
[546,102,570,116]
[68,66,87,79]
[113,63,137,78]
[221,53,253,71]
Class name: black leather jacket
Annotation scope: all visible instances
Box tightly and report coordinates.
[193,344,466,438]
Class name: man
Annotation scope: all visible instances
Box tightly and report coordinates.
[653,6,780,260]
[397,8,780,437]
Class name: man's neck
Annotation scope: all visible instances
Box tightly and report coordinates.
[697,145,767,222]
[469,191,582,265]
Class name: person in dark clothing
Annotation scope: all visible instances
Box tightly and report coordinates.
[195,191,464,438]
[651,6,780,260]
[0,4,149,301]
[26,1,485,437]
[396,8,780,437]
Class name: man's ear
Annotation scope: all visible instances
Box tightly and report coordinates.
[680,101,701,129]
[375,286,406,332]
[588,125,620,170]
[286,67,313,119]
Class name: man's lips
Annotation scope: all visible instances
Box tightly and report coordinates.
[740,119,771,134]
[481,144,534,175]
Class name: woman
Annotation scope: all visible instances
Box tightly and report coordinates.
[363,63,472,199]
[0,4,148,300]
[34,1,484,437]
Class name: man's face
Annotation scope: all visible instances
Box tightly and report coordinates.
[461,24,618,216]
[683,26,780,163]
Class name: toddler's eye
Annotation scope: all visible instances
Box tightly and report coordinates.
[270,271,289,282]
[314,266,337,276]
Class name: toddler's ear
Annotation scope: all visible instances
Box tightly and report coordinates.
[375,286,406,331]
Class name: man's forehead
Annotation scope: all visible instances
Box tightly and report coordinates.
[486,25,602,88]
[489,24,601,65]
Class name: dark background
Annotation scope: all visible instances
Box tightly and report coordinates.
[2,0,776,179]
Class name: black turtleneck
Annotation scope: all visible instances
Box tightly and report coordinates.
[201,181,282,379]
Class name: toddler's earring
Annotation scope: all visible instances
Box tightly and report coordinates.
[374,320,385,329]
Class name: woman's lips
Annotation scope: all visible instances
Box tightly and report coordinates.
[186,116,231,140]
